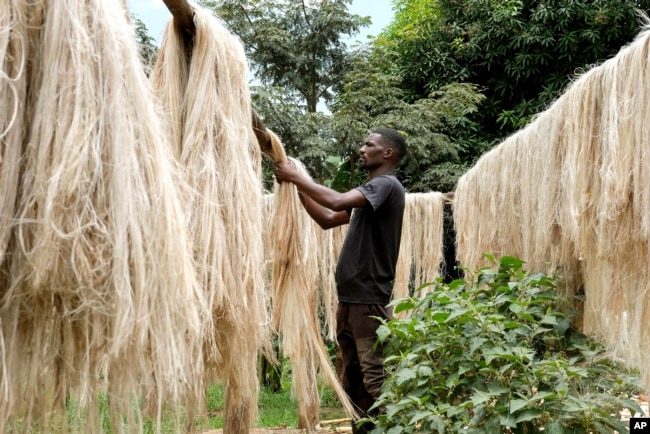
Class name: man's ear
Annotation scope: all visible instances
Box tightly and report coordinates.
[383,147,395,159]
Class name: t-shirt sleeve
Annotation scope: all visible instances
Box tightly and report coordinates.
[356,176,395,211]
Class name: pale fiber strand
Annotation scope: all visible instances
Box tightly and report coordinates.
[455,144,507,269]
[152,5,269,432]
[267,132,358,422]
[0,6,28,420]
[455,27,650,391]
[392,194,413,302]
[393,192,446,319]
[315,224,347,341]
[272,165,322,427]
[409,192,446,294]
[1,0,206,431]
[0,0,26,269]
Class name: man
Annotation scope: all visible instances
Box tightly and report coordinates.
[274,128,407,433]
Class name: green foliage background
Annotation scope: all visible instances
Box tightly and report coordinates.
[379,0,650,159]
[133,0,650,192]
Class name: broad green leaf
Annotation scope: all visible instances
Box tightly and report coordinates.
[558,400,585,413]
[593,420,624,434]
[509,398,528,413]
[545,422,564,434]
[470,389,491,406]
[430,415,446,434]
[430,311,451,323]
[444,308,468,323]
[417,365,433,377]
[394,299,417,314]
[602,412,632,433]
[519,312,535,322]
[529,391,557,402]
[554,317,571,334]
[484,415,501,432]
[515,409,542,423]
[487,384,509,394]
[445,372,459,388]
[619,397,644,414]
[540,315,558,325]
[325,155,341,166]
[482,253,496,263]
[458,363,473,376]
[555,381,569,397]
[395,368,417,386]
[499,413,517,428]
[504,321,529,330]
[470,337,488,355]
[376,324,391,343]
[470,404,487,426]
[408,410,433,425]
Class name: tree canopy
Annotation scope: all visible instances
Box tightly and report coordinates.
[379,0,650,149]
[200,0,483,192]
[201,0,370,113]
[132,15,158,74]
[330,43,484,192]
[134,0,650,192]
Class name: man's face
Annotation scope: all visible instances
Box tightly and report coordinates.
[359,133,387,170]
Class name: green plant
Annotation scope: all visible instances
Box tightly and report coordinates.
[371,255,643,433]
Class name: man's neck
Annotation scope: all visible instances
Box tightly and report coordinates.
[368,165,395,181]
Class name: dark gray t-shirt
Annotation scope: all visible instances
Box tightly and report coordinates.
[335,174,405,305]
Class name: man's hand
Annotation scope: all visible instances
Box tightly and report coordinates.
[274,161,299,183]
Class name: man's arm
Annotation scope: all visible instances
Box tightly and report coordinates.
[274,161,367,211]
[298,191,351,229]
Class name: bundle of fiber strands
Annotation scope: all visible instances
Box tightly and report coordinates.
[263,193,276,273]
[0,0,207,432]
[266,191,345,343]
[314,224,347,341]
[455,26,650,390]
[392,193,445,319]
[266,131,358,427]
[0,0,25,269]
[454,113,568,282]
[392,193,413,303]
[408,192,446,295]
[151,5,269,432]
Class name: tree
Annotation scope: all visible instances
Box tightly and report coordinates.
[379,0,650,147]
[250,85,334,186]
[198,0,372,185]
[199,0,484,192]
[330,43,485,192]
[131,15,158,74]
[201,0,370,113]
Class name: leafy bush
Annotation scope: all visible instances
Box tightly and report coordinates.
[370,256,643,434]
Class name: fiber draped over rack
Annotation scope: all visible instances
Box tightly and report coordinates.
[0,0,206,432]
[151,4,269,433]
[408,192,447,294]
[266,131,358,428]
[454,26,650,391]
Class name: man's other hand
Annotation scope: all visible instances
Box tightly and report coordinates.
[274,160,298,183]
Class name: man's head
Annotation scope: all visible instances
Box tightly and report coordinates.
[359,128,407,171]
[373,128,407,162]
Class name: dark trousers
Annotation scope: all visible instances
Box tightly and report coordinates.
[336,302,392,433]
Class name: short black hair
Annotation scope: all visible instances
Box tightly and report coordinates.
[372,127,407,163]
